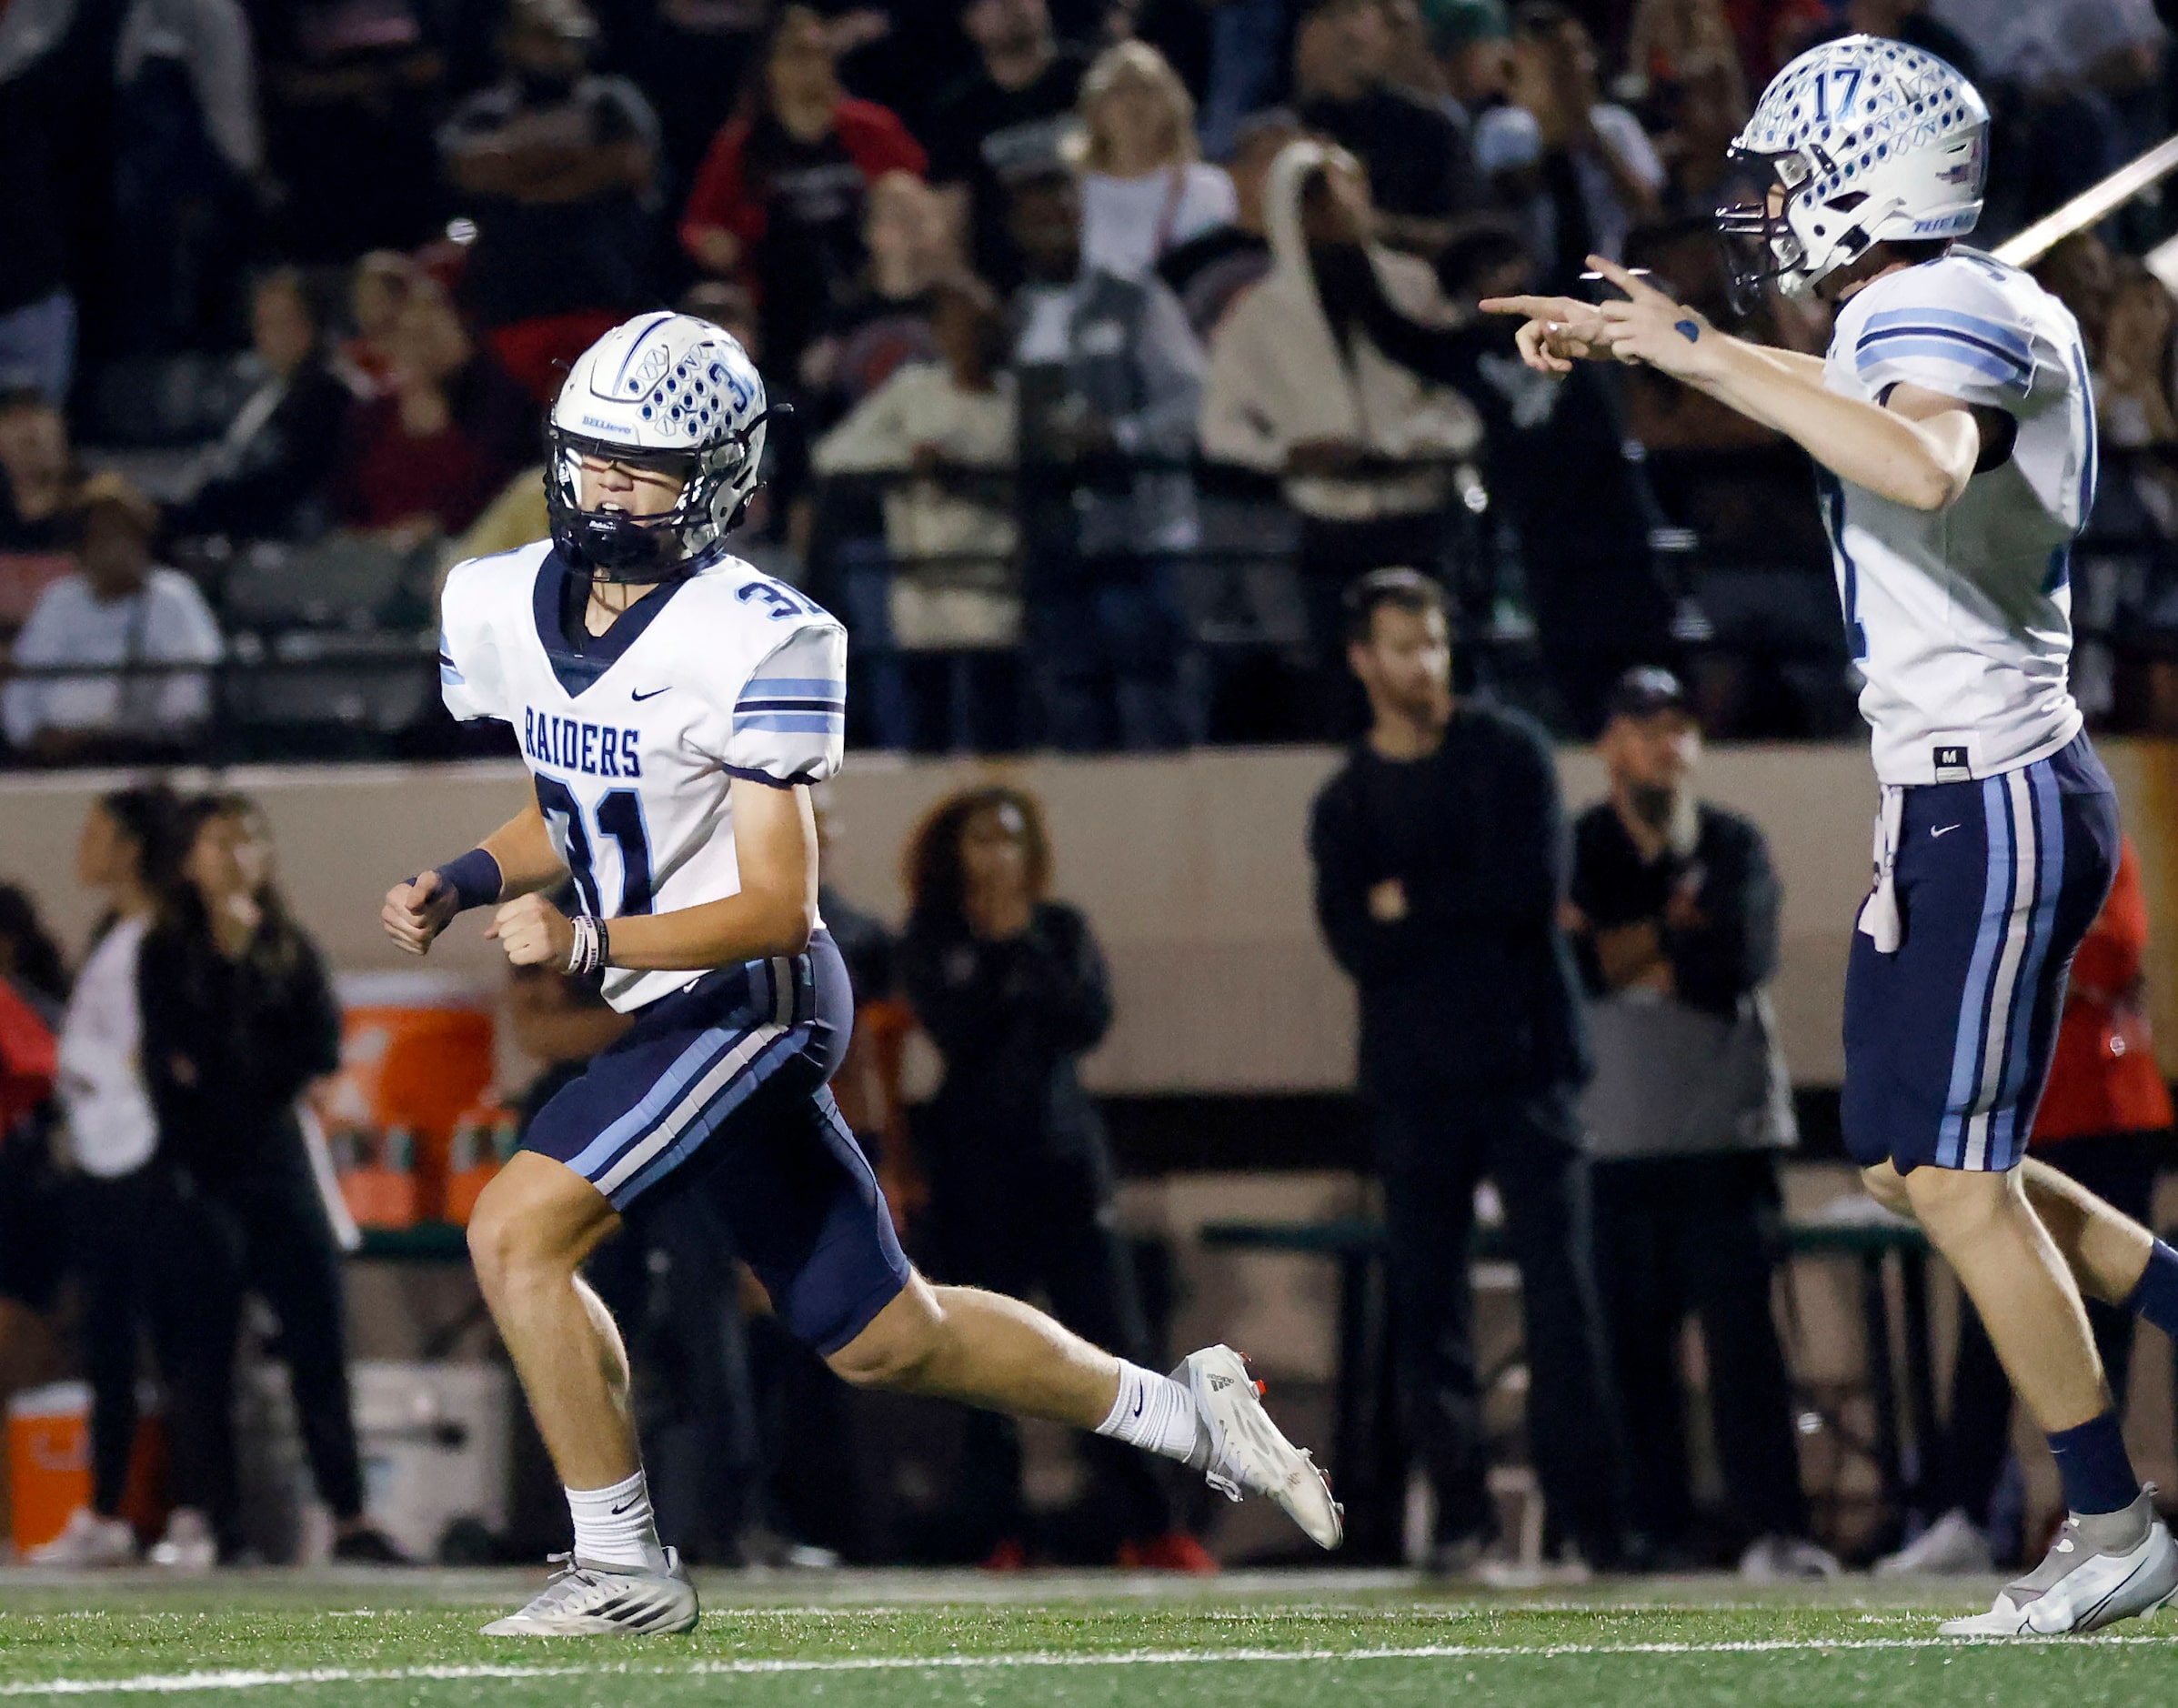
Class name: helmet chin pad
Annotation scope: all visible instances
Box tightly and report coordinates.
[557,508,687,582]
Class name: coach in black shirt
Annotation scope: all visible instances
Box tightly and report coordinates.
[1566,668,1835,1580]
[1309,568,1623,1570]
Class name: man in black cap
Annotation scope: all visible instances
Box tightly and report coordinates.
[1308,568,1625,1570]
[1566,667,1836,1580]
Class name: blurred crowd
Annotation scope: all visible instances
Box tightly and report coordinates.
[4,0,2178,761]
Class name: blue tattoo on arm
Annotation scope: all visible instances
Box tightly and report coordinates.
[1675,319,1701,342]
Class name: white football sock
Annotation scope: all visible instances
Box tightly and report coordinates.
[565,1469,667,1572]
[1093,1361,1201,1462]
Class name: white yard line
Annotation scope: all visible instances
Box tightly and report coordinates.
[6,1633,2178,1696]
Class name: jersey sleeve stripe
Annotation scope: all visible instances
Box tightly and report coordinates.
[1855,325,2029,372]
[733,710,846,733]
[721,759,822,789]
[739,677,845,703]
[1853,332,2029,386]
[1860,305,2033,363]
[736,698,840,713]
[438,651,466,685]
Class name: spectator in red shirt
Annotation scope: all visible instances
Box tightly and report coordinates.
[328,278,531,547]
[0,885,61,1158]
[2035,838,2176,1153]
[0,882,66,1554]
[680,5,928,376]
[1878,835,2175,1576]
[336,251,416,400]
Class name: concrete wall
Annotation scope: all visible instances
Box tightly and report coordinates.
[5,738,2174,1090]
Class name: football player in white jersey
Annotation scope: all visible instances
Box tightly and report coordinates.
[381,314,1340,1635]
[1484,37,2178,1634]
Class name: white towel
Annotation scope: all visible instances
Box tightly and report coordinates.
[297,1102,361,1253]
[1855,785,1906,954]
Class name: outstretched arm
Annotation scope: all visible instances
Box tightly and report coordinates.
[489,777,818,973]
[1481,256,1983,512]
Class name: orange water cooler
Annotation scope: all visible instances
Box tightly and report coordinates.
[320,972,496,1229]
[445,1098,520,1225]
[6,1382,168,1553]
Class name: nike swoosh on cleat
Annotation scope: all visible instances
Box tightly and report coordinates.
[631,687,670,702]
[2074,1551,2156,1632]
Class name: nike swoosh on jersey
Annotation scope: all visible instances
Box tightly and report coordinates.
[1931,824,1961,838]
[631,688,671,702]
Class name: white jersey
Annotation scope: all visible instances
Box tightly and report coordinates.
[1822,248,2095,786]
[438,539,846,1013]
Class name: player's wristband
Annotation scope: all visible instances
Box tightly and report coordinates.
[429,849,504,914]
[567,915,610,979]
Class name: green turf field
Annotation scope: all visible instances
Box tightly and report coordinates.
[4,1571,2177,1705]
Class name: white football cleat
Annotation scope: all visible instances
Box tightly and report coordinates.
[481,1550,699,1637]
[25,1507,136,1569]
[1175,1344,1343,1550]
[1939,1490,2178,1637]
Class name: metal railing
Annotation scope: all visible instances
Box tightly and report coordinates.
[3,442,2175,768]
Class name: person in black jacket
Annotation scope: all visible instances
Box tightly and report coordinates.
[1566,668,1833,1581]
[898,786,1208,1570]
[1308,568,1625,1570]
[166,270,353,543]
[140,793,401,1563]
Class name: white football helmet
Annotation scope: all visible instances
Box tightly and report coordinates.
[545,311,772,582]
[1716,35,1988,313]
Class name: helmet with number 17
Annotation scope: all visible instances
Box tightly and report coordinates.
[1715,35,1988,314]
[544,311,773,584]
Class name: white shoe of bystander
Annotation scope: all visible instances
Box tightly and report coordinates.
[1874,1508,1994,1577]
[147,1508,216,1572]
[25,1508,136,1569]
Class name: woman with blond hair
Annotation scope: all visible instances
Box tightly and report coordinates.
[1075,41,1236,281]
